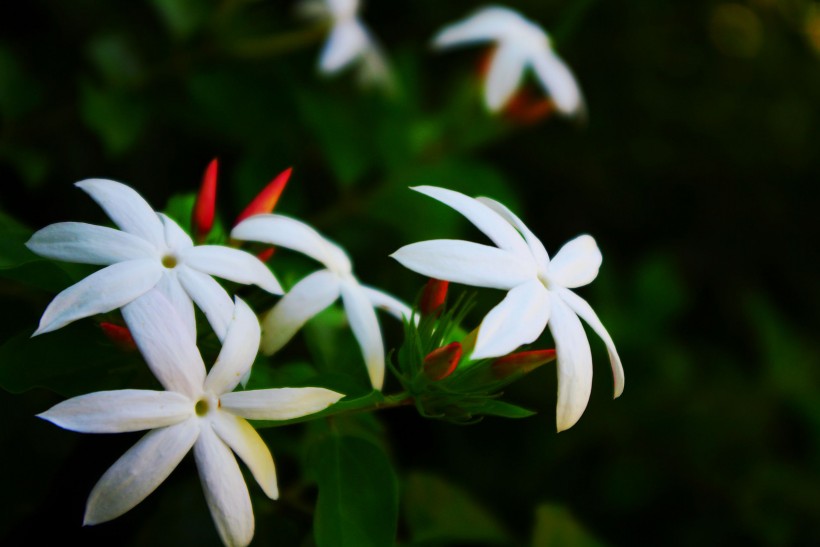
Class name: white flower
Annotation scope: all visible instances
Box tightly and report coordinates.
[27,179,283,340]
[390,186,623,431]
[432,5,584,116]
[231,214,411,390]
[38,289,343,547]
[300,0,391,87]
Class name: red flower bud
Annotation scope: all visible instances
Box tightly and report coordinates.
[503,89,555,125]
[234,167,293,226]
[99,322,137,352]
[256,247,276,262]
[192,158,218,241]
[492,349,556,378]
[423,342,462,381]
[420,278,449,317]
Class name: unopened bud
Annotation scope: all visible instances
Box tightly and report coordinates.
[192,158,218,241]
[503,91,555,125]
[99,322,137,352]
[492,349,556,379]
[423,342,462,381]
[420,278,449,316]
[234,167,293,226]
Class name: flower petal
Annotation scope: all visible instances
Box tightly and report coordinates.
[26,222,158,266]
[158,213,194,252]
[84,418,199,525]
[183,245,283,295]
[432,6,528,48]
[205,297,262,395]
[212,411,278,499]
[472,280,550,359]
[34,259,162,336]
[340,278,385,389]
[155,271,196,341]
[320,18,367,73]
[121,287,206,398]
[546,235,602,289]
[391,240,535,289]
[474,197,550,272]
[411,186,530,256]
[220,387,344,421]
[485,43,527,111]
[549,295,593,432]
[260,270,341,355]
[555,287,624,398]
[232,215,351,274]
[360,285,412,321]
[194,424,254,547]
[530,50,584,116]
[75,179,165,249]
[177,266,236,342]
[37,389,192,433]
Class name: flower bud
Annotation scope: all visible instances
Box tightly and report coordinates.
[192,158,218,241]
[99,322,137,352]
[234,167,292,226]
[420,278,449,317]
[492,349,556,379]
[423,342,462,381]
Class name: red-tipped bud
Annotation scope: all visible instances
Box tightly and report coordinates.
[420,278,449,317]
[256,247,276,262]
[423,342,462,381]
[492,349,556,379]
[99,322,137,352]
[193,158,219,241]
[234,167,293,226]
[503,90,555,125]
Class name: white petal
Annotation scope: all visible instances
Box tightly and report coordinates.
[121,287,206,398]
[260,270,341,355]
[232,215,351,274]
[320,19,367,73]
[177,266,236,342]
[546,235,602,289]
[34,259,162,336]
[158,213,193,252]
[549,295,593,432]
[26,222,158,266]
[340,278,385,390]
[472,280,550,359]
[432,7,529,48]
[194,424,254,547]
[38,390,192,433]
[183,245,283,295]
[484,43,527,111]
[391,240,535,290]
[555,287,624,398]
[205,297,261,395]
[411,186,530,256]
[221,387,344,421]
[155,272,196,341]
[75,179,165,249]
[212,411,278,499]
[84,419,199,525]
[474,197,550,272]
[530,50,584,116]
[360,285,412,321]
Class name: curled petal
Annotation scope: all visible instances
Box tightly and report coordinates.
[530,50,584,116]
[432,6,531,48]
[75,179,165,249]
[35,259,162,336]
[212,411,278,499]
[360,285,412,321]
[26,222,157,266]
[472,280,550,359]
[183,245,282,295]
[546,235,602,289]
[176,266,235,342]
[84,419,199,525]
[220,387,344,421]
[485,44,527,111]
[320,19,368,73]
[475,197,549,272]
[205,298,262,395]
[549,296,593,432]
[340,278,385,390]
[391,240,535,290]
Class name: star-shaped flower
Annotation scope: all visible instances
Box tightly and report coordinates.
[390,186,623,431]
[38,289,343,547]
[27,179,283,339]
[432,5,584,116]
[232,214,410,390]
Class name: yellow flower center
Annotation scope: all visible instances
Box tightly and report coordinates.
[161,254,178,269]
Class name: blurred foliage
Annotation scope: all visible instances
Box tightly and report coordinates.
[1,0,820,546]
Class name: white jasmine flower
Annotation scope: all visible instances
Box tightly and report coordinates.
[432,5,584,116]
[27,179,283,339]
[390,186,623,431]
[231,214,411,390]
[38,289,343,547]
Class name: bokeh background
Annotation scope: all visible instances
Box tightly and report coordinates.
[1,0,819,545]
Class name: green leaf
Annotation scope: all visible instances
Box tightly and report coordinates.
[404,471,511,544]
[79,82,147,155]
[531,504,606,547]
[150,0,211,39]
[478,399,537,419]
[311,434,398,547]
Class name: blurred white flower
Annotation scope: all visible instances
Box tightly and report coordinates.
[391,186,622,431]
[38,290,343,547]
[232,214,411,390]
[27,179,282,339]
[432,5,584,116]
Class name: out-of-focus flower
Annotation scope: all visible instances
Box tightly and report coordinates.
[300,0,391,87]
[391,186,623,431]
[432,5,584,117]
[27,179,282,340]
[232,214,410,390]
[38,290,343,547]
